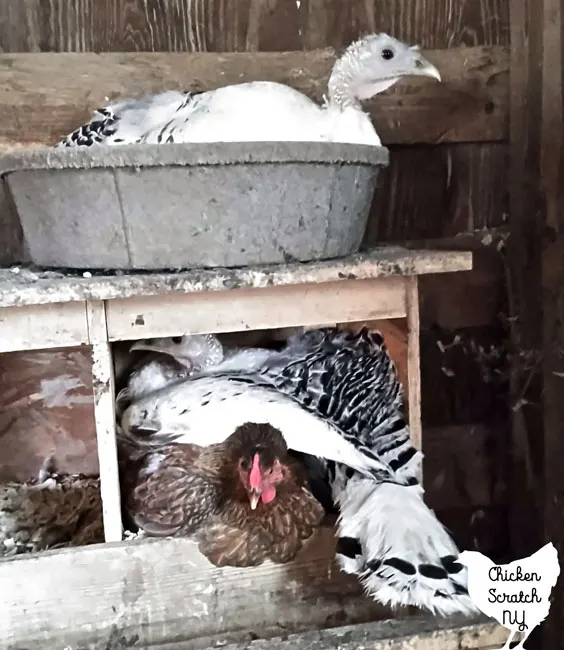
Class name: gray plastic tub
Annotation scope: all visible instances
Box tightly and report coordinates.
[0,142,389,270]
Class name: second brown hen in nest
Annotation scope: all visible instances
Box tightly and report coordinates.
[119,422,325,567]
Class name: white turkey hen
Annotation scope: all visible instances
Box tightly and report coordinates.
[120,327,477,616]
[58,33,440,148]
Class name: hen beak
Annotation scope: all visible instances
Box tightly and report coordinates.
[249,491,261,510]
[414,57,441,82]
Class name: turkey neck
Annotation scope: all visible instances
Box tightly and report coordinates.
[327,48,398,110]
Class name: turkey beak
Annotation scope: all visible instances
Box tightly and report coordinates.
[249,490,261,510]
[414,56,441,82]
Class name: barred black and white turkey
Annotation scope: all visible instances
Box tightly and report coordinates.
[120,327,476,616]
[58,34,440,148]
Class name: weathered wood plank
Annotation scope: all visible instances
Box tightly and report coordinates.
[0,0,255,53]
[105,279,407,342]
[299,0,509,50]
[0,301,89,352]
[0,249,472,309]
[406,278,422,453]
[202,616,508,650]
[0,46,508,149]
[362,144,509,246]
[0,528,392,649]
[86,300,122,543]
[0,0,510,54]
[508,0,564,648]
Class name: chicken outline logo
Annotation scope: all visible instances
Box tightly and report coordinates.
[458,542,560,649]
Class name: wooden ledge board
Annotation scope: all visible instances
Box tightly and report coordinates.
[0,527,387,648]
[0,248,472,309]
[0,45,508,148]
[0,527,502,650]
[214,616,507,650]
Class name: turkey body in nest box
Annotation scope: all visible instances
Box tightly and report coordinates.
[58,34,441,147]
[115,334,225,416]
[120,327,478,617]
[119,422,325,566]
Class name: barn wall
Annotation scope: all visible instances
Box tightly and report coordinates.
[0,0,510,556]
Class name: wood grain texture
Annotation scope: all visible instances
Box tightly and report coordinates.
[0,45,507,148]
[406,278,422,452]
[298,0,509,49]
[363,144,509,245]
[0,0,257,53]
[87,301,122,543]
[0,301,89,352]
[180,617,507,650]
[0,0,509,54]
[508,0,564,648]
[0,527,393,649]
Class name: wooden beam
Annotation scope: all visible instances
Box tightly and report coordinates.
[0,528,389,648]
[0,301,89,353]
[0,525,505,649]
[208,617,508,650]
[509,0,564,648]
[105,278,407,341]
[406,278,422,453]
[86,300,122,543]
[0,248,472,310]
[0,46,508,149]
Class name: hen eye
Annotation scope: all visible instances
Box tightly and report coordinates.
[172,336,183,344]
[240,459,251,471]
[381,48,394,60]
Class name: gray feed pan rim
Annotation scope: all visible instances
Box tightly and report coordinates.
[0,142,389,176]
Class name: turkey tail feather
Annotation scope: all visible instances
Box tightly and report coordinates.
[334,478,478,616]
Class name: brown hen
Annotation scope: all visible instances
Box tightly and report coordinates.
[119,422,325,567]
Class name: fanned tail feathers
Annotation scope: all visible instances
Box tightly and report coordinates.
[334,476,478,616]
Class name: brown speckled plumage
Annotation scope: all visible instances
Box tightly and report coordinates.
[120,422,324,567]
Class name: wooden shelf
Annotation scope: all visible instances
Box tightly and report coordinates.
[0,247,498,650]
[0,248,471,309]
[0,248,472,541]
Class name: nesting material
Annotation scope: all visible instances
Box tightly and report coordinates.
[0,463,103,558]
[0,142,388,270]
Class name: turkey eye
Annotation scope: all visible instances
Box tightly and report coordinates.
[172,336,182,344]
[381,48,394,60]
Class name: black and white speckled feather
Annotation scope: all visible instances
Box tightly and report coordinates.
[58,91,204,147]
[120,327,476,617]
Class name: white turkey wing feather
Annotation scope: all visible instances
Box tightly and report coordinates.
[138,82,334,144]
[120,376,392,477]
